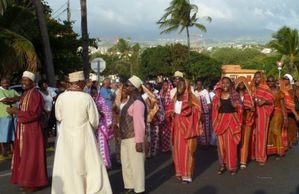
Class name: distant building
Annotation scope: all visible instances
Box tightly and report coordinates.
[222,64,258,81]
[261,48,272,54]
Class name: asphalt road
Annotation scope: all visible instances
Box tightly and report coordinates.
[0,145,298,194]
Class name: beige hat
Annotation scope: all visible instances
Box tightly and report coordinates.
[174,71,184,78]
[69,71,85,82]
[22,71,35,82]
[128,75,143,89]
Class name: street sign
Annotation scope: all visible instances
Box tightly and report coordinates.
[91,58,106,73]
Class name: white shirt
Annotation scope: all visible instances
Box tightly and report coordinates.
[40,91,53,112]
[194,89,211,104]
[174,100,182,114]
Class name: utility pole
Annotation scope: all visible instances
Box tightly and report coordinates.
[67,0,71,22]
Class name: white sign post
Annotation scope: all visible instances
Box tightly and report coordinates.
[91,58,106,82]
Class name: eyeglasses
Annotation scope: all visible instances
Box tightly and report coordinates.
[283,77,290,80]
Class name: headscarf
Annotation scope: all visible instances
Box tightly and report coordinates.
[214,77,242,106]
[159,80,173,106]
[284,74,294,85]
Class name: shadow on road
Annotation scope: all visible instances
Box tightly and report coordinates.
[109,145,218,193]
[253,190,266,194]
[289,186,299,194]
[193,146,218,180]
[194,185,217,194]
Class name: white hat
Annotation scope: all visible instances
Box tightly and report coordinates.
[128,75,143,89]
[22,71,35,82]
[174,71,184,78]
[284,74,294,84]
[69,71,85,82]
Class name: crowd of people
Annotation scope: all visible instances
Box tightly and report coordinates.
[0,69,298,194]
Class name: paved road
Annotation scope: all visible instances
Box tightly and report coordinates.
[1,145,298,194]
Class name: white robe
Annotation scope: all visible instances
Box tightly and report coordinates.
[51,91,112,194]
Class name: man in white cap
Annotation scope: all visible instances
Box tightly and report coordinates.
[170,71,184,99]
[52,71,112,194]
[7,71,48,193]
[120,75,146,194]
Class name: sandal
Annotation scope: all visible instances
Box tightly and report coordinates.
[230,170,237,176]
[240,164,247,170]
[217,166,226,175]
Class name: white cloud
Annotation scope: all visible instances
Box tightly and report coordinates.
[47,0,299,40]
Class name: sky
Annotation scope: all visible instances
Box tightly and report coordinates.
[47,0,299,41]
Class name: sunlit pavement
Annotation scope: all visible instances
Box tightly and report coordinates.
[1,145,299,194]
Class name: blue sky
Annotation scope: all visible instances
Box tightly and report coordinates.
[47,0,299,41]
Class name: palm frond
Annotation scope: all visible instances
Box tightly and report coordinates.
[0,0,9,15]
[0,28,37,75]
[202,16,212,23]
[194,23,207,32]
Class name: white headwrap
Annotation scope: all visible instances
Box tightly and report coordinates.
[69,71,85,82]
[22,71,35,82]
[284,74,294,85]
[128,75,143,89]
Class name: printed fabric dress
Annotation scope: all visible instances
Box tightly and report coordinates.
[95,95,114,168]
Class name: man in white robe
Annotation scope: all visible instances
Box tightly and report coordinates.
[51,71,112,194]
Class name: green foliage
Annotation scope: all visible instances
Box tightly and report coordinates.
[0,5,38,77]
[93,38,141,79]
[268,26,299,73]
[140,45,172,79]
[190,52,221,85]
[0,2,84,80]
[140,43,221,85]
[211,48,262,65]
[47,20,82,78]
[157,0,211,34]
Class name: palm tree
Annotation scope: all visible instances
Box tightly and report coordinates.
[80,0,89,79]
[0,0,8,15]
[269,26,299,73]
[157,0,211,75]
[0,2,38,77]
[32,0,56,86]
[0,28,37,76]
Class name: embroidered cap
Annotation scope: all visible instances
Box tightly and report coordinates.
[22,71,35,82]
[69,71,85,82]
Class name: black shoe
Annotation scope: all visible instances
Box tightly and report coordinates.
[135,192,146,194]
[120,189,135,194]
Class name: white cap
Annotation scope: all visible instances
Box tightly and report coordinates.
[284,74,294,84]
[22,71,35,82]
[174,71,184,78]
[128,75,143,89]
[69,71,85,82]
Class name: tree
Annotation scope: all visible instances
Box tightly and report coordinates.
[140,43,220,82]
[269,26,299,73]
[0,4,38,78]
[157,0,211,76]
[48,20,82,78]
[107,38,141,76]
[80,0,89,79]
[190,52,221,86]
[32,0,55,86]
[0,0,8,14]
